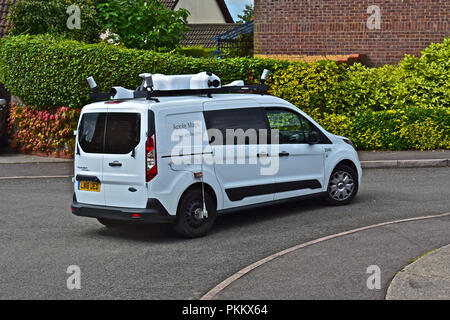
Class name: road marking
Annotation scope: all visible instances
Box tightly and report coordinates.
[200,212,450,300]
[0,175,73,180]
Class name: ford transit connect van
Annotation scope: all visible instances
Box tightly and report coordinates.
[71,72,361,237]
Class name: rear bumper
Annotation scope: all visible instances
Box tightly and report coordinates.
[71,198,175,223]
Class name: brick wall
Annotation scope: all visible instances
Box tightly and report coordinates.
[254,0,449,66]
[0,0,17,38]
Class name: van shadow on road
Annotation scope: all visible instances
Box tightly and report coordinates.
[79,194,369,243]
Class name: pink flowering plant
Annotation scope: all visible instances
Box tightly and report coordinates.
[8,106,80,157]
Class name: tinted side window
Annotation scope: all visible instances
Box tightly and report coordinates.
[104,113,141,154]
[266,109,307,144]
[299,115,332,144]
[204,108,269,145]
[78,113,106,153]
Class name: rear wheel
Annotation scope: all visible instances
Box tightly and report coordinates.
[97,218,128,228]
[324,164,358,206]
[174,189,217,238]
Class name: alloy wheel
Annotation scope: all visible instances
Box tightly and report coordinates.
[328,171,355,201]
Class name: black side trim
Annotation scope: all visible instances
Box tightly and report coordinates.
[218,192,327,215]
[148,110,155,137]
[161,152,213,158]
[75,175,101,183]
[226,180,322,201]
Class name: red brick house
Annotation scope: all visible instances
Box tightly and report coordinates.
[162,0,238,47]
[254,0,449,66]
[0,0,17,38]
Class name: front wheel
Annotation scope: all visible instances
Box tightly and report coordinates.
[324,164,358,206]
[174,189,217,238]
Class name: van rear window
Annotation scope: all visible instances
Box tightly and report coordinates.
[78,112,140,154]
[104,113,140,154]
[78,113,106,153]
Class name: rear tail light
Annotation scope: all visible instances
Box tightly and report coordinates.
[146,134,157,182]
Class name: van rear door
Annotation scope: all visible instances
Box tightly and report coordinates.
[75,110,107,206]
[102,107,148,209]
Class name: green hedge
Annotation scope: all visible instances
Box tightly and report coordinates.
[270,38,450,116]
[0,35,449,151]
[2,34,448,113]
[173,46,215,59]
[311,107,450,151]
[0,35,287,109]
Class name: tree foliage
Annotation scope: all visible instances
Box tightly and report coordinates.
[6,0,101,43]
[96,0,189,50]
[237,4,254,23]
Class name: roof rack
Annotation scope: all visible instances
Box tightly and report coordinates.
[87,70,270,103]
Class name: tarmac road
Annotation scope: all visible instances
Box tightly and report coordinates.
[0,167,449,299]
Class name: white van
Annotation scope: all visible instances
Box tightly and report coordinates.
[71,72,361,237]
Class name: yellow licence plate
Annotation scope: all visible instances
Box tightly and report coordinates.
[78,181,101,192]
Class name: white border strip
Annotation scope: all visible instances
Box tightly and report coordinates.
[200,212,450,300]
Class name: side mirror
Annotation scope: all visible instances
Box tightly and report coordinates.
[307,130,320,145]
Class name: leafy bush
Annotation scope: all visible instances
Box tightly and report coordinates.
[271,38,450,116]
[7,0,101,43]
[8,105,80,156]
[96,0,189,50]
[312,107,450,150]
[0,35,285,109]
[1,35,449,152]
[173,46,215,59]
[269,61,349,115]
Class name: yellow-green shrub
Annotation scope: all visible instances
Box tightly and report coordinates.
[314,107,450,150]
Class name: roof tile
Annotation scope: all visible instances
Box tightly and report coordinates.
[160,0,178,10]
[181,23,241,48]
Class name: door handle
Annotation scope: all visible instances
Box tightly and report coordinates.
[279,152,290,157]
[109,161,122,167]
[257,152,269,158]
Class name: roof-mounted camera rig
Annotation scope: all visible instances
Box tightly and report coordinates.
[87,70,270,103]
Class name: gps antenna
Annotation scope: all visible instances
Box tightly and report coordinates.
[260,69,270,84]
[139,73,154,91]
[87,76,99,93]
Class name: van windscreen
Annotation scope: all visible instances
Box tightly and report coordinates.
[78,112,140,154]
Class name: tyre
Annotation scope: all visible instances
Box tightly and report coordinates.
[174,188,217,238]
[324,164,358,206]
[97,218,128,228]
